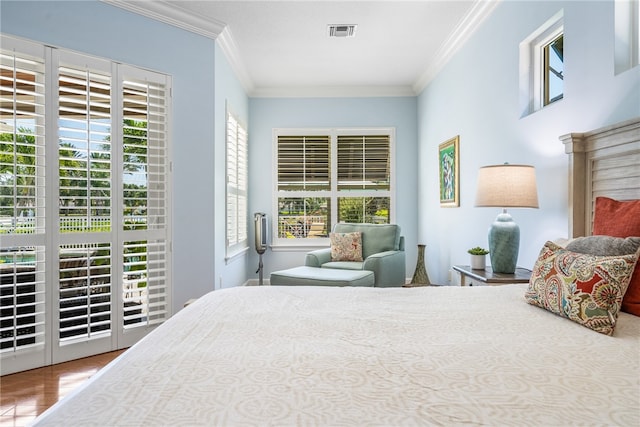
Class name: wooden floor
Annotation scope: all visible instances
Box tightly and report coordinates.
[0,350,125,427]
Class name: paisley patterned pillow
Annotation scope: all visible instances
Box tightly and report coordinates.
[330,232,363,262]
[525,241,638,335]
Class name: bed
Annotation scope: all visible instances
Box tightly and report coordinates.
[32,118,640,427]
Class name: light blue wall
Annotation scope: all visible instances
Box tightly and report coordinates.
[418,0,640,284]
[5,0,637,295]
[248,97,419,279]
[1,0,218,313]
[214,42,249,289]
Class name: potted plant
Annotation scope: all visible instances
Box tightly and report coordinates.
[467,246,489,270]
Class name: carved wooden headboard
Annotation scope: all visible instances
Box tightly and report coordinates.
[561,117,640,238]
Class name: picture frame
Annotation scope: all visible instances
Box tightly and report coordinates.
[438,136,460,207]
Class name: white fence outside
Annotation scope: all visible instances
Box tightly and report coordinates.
[278,215,327,238]
[0,216,146,233]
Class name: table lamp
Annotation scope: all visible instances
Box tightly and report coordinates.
[474,164,539,274]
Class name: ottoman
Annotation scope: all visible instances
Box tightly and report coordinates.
[270,266,375,287]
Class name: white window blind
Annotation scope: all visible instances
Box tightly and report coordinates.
[0,47,46,235]
[123,239,168,328]
[122,76,169,232]
[0,247,46,352]
[0,45,47,355]
[58,244,111,342]
[274,129,393,243]
[56,56,114,348]
[337,135,390,190]
[121,71,170,329]
[58,64,112,233]
[277,135,330,191]
[226,111,248,254]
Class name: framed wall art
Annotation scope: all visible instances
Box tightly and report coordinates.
[438,136,459,207]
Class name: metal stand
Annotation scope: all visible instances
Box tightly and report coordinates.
[256,253,264,286]
[254,212,267,286]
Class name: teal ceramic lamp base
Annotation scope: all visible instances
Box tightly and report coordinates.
[488,210,519,274]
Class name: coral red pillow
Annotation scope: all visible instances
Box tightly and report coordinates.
[593,197,640,316]
[623,263,640,316]
[593,197,640,237]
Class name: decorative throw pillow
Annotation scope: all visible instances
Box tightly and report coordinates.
[593,197,640,237]
[621,264,640,316]
[330,232,363,262]
[525,241,638,335]
[566,236,640,256]
[592,198,640,317]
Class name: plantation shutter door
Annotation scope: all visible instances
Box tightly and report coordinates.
[119,65,170,346]
[0,40,48,374]
[277,135,330,191]
[1,36,172,373]
[337,135,390,190]
[55,51,115,361]
[226,112,248,251]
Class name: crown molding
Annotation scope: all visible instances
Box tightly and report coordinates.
[413,0,501,94]
[216,28,255,95]
[102,0,256,93]
[250,85,416,98]
[101,0,225,39]
[103,0,499,98]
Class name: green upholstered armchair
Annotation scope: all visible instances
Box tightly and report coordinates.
[305,223,406,287]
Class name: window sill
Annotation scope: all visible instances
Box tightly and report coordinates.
[225,246,249,263]
[270,242,329,252]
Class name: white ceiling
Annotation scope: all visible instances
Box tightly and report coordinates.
[106,1,500,97]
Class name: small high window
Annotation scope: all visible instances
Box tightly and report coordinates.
[543,34,563,106]
[519,10,564,116]
[615,0,639,74]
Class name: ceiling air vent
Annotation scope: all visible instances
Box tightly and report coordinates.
[328,24,357,38]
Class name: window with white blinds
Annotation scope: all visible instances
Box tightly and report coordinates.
[123,239,168,328]
[0,35,171,375]
[337,135,390,190]
[122,75,169,233]
[58,64,112,233]
[58,244,111,342]
[274,129,394,244]
[226,110,248,256]
[121,72,170,329]
[0,47,46,235]
[1,44,47,356]
[277,135,330,191]
[0,247,46,352]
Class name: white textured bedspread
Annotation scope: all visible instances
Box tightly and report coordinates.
[33,284,640,426]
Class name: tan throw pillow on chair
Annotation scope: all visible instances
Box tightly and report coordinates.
[330,232,363,262]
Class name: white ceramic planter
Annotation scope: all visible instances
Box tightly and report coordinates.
[470,254,486,270]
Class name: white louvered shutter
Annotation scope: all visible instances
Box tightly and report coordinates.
[0,44,47,358]
[337,135,390,190]
[121,69,170,332]
[57,58,113,344]
[277,135,330,191]
[226,112,248,253]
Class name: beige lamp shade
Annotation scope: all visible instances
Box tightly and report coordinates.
[475,164,539,208]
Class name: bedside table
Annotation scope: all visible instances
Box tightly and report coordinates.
[452,265,532,286]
